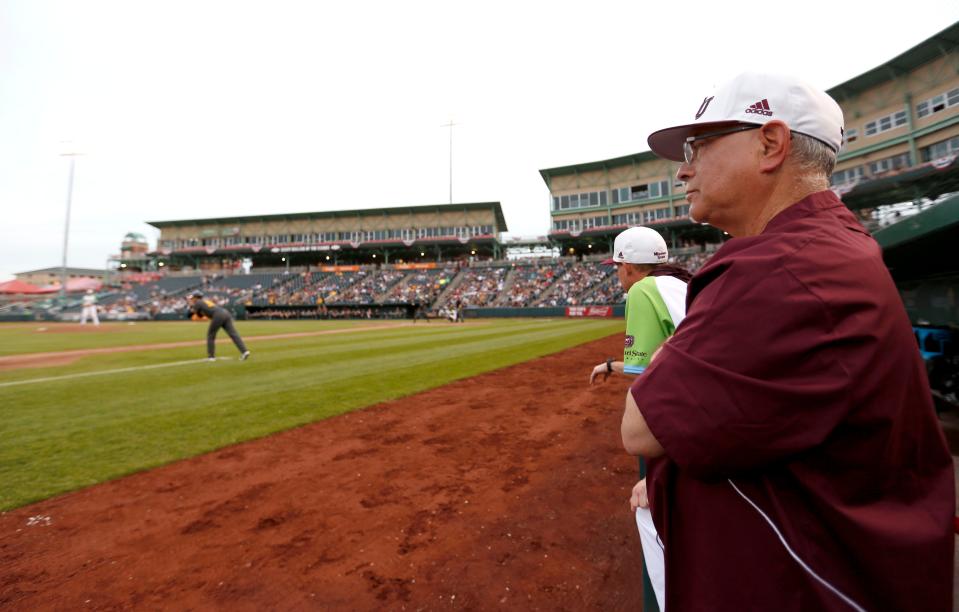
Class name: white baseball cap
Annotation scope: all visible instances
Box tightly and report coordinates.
[602,227,668,265]
[647,72,845,162]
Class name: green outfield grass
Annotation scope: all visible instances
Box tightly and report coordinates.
[0,318,621,510]
[0,319,379,356]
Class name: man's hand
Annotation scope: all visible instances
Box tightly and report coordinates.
[629,478,648,512]
[589,362,610,385]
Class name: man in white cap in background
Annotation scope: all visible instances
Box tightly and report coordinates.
[589,225,692,611]
[79,289,100,326]
[589,226,690,384]
[621,72,953,610]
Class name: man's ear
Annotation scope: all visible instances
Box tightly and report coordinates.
[757,120,790,173]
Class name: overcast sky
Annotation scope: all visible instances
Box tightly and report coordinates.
[2,1,957,281]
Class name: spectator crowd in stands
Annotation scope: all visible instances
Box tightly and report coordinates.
[503,262,569,307]
[539,262,613,307]
[444,267,506,307]
[6,247,717,321]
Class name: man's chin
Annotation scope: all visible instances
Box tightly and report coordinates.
[688,206,705,225]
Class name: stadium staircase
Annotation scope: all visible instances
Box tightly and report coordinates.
[494,262,567,307]
[432,269,468,309]
[370,270,408,303]
[491,268,519,306]
[376,272,414,304]
[532,275,565,307]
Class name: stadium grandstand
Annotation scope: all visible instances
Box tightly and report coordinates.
[2,23,957,334]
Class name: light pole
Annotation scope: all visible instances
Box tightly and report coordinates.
[60,150,79,299]
[441,120,457,204]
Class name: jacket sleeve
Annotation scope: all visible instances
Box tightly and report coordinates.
[631,263,853,478]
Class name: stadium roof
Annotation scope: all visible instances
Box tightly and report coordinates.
[147,202,508,233]
[538,21,959,183]
[827,22,959,102]
[539,151,660,184]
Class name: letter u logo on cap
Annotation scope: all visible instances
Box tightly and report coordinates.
[695,96,714,120]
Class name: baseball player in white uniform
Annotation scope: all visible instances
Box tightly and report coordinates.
[80,289,100,326]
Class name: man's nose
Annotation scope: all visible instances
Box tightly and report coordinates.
[675,162,693,183]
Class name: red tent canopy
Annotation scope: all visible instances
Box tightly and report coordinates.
[0,279,53,294]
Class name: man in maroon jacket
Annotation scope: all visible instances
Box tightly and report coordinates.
[622,72,954,611]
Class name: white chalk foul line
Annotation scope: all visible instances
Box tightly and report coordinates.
[0,357,235,389]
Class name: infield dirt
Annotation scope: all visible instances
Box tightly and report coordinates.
[0,334,647,610]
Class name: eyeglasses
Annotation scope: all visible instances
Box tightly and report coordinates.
[683,125,760,165]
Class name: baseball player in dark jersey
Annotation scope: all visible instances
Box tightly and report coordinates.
[189,292,251,361]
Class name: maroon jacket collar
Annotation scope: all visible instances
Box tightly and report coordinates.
[762,189,845,234]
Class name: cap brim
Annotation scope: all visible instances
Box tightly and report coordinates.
[647,121,743,162]
[600,258,616,266]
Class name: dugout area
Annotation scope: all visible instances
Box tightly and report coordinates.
[876,192,959,327]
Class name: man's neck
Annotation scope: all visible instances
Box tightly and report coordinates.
[623,270,650,291]
[736,175,826,237]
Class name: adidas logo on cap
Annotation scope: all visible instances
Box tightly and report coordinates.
[745,98,773,117]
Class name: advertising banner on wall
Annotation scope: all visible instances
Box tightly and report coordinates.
[320,265,361,272]
[566,306,613,317]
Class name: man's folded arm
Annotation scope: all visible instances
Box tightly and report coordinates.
[621,389,665,458]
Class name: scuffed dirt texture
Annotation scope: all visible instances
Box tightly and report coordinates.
[0,335,647,610]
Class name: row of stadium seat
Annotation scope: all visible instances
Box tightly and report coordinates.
[79,252,711,316]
